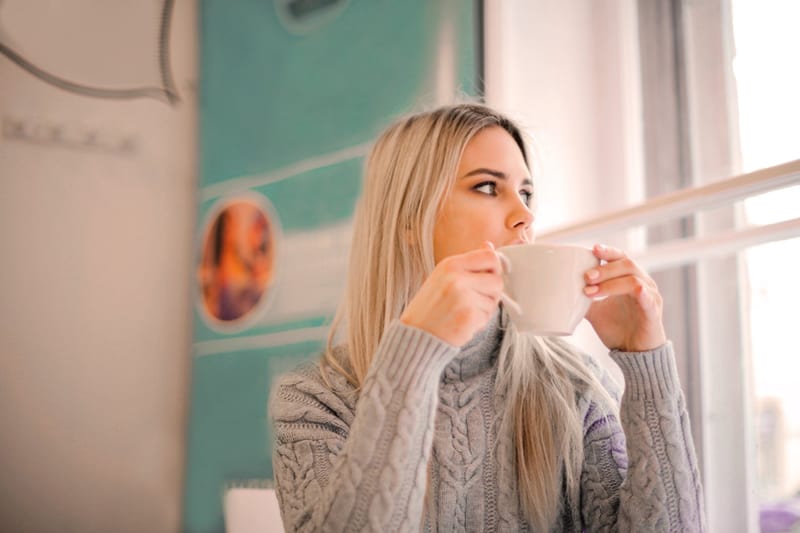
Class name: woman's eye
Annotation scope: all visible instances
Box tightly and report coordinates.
[520,190,534,206]
[474,182,497,195]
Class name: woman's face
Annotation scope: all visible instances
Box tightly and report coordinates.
[433,126,535,263]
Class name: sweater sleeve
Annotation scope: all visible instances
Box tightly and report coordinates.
[580,342,707,532]
[270,320,458,532]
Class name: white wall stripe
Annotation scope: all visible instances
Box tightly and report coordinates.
[200,142,372,202]
[193,326,329,357]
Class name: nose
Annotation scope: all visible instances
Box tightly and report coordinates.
[507,198,534,232]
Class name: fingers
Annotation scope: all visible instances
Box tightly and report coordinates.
[442,244,503,274]
[591,243,626,262]
[467,271,505,301]
[584,270,662,313]
[584,255,651,286]
[438,267,504,300]
[433,243,506,304]
[403,244,508,347]
[583,243,667,351]
[584,272,643,297]
[584,243,660,301]
[483,239,511,272]
[584,276,662,314]
[585,244,654,285]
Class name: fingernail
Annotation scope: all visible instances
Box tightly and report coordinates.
[584,285,599,295]
[595,244,606,252]
[587,269,599,280]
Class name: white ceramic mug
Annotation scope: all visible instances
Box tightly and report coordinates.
[496,243,600,336]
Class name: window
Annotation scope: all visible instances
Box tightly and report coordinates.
[485,1,800,531]
[733,0,800,528]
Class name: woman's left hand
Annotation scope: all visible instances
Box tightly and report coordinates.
[583,244,667,352]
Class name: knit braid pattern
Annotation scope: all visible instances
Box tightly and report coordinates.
[271,322,457,532]
[603,345,707,533]
[491,374,521,533]
[271,320,706,532]
[433,360,493,532]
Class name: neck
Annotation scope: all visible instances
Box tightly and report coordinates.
[443,309,504,382]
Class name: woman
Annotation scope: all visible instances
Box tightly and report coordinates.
[270,104,705,532]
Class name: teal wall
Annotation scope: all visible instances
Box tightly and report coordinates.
[184,2,480,531]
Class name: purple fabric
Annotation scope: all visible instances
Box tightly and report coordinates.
[760,501,800,533]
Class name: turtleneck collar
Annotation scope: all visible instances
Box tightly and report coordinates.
[442,309,505,383]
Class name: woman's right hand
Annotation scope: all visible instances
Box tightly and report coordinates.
[400,242,504,347]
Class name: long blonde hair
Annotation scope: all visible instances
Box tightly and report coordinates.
[323,104,614,530]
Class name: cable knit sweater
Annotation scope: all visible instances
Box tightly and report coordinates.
[270,313,706,532]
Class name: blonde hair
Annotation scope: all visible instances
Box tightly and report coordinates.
[323,103,615,530]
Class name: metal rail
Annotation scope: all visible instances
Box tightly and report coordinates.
[538,159,800,242]
[537,159,800,269]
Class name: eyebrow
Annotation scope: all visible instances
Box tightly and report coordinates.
[461,167,533,186]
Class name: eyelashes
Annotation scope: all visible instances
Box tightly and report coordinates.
[473,181,534,207]
[473,181,497,195]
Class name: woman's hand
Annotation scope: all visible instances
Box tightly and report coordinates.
[400,242,503,347]
[583,244,667,352]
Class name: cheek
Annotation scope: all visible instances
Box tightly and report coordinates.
[433,194,508,260]
[436,210,496,257]
[432,213,456,262]
[433,210,471,261]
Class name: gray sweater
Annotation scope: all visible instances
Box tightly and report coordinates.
[270,314,706,532]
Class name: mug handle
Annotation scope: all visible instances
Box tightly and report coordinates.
[495,251,523,316]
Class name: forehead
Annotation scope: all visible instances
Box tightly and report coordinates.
[457,126,528,174]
